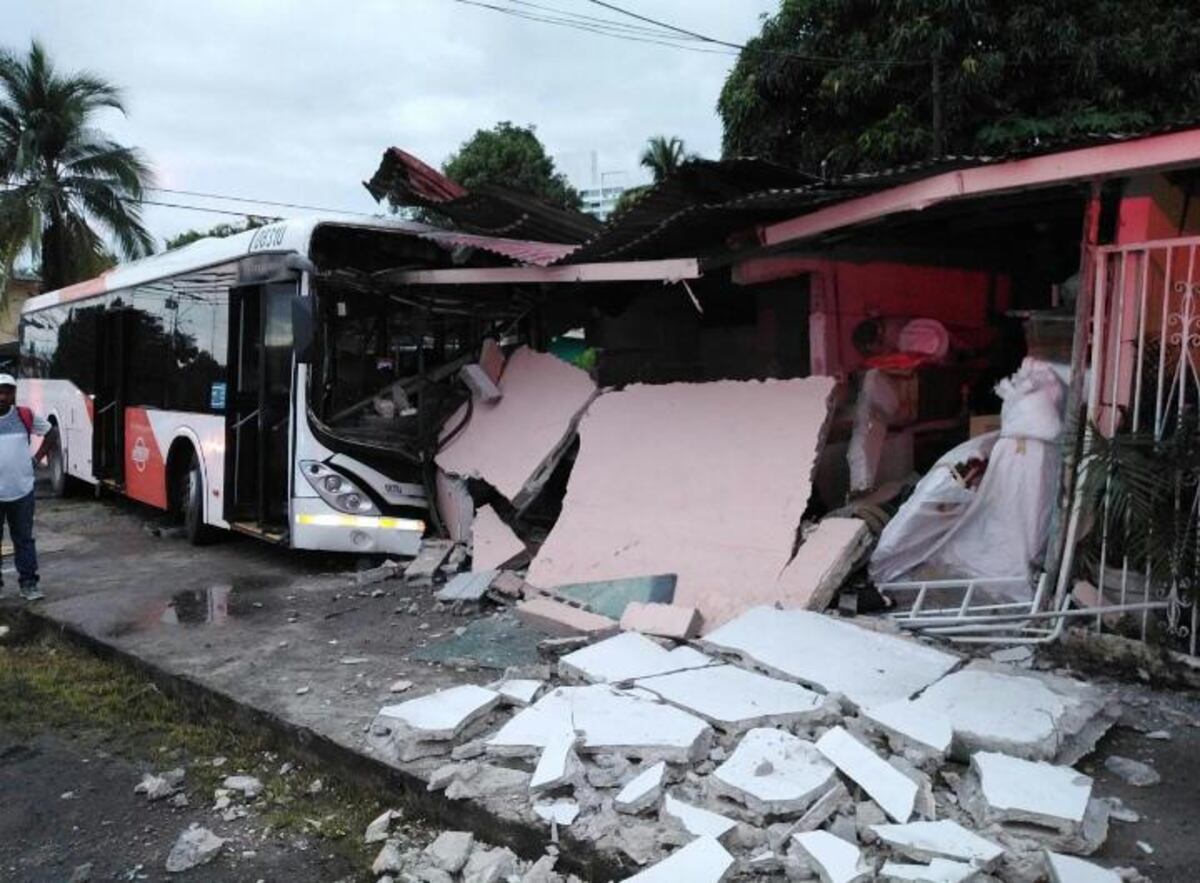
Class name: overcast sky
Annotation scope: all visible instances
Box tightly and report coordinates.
[6,0,777,247]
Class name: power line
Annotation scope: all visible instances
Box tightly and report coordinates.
[136,198,283,220]
[146,186,376,217]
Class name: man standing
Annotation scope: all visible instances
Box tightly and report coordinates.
[0,374,55,601]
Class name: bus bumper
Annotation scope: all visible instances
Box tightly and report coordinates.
[290,497,424,556]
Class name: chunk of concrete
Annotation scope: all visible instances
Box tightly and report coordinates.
[488,684,712,763]
[1045,851,1122,882]
[879,858,981,882]
[461,845,519,883]
[1103,755,1160,787]
[491,678,543,707]
[517,597,617,637]
[165,824,225,873]
[376,684,501,741]
[533,798,579,826]
[221,775,263,798]
[623,835,735,883]
[815,726,916,823]
[423,831,475,874]
[530,729,580,792]
[526,377,838,628]
[472,505,526,571]
[792,830,870,883]
[701,607,958,710]
[662,794,738,841]
[363,808,399,844]
[792,782,852,834]
[711,728,837,817]
[635,664,827,733]
[437,570,499,602]
[968,751,1092,830]
[559,631,712,684]
[907,661,1111,762]
[488,570,527,598]
[777,517,873,611]
[436,345,597,508]
[615,761,667,814]
[620,602,701,639]
[870,820,1003,868]
[405,539,456,581]
[864,700,952,757]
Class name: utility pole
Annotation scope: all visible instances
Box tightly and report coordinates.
[931,48,944,158]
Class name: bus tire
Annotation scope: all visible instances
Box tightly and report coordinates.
[181,451,217,546]
[46,438,68,498]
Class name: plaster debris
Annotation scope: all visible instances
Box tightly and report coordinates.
[620,602,701,639]
[377,684,501,742]
[623,835,735,883]
[491,678,543,706]
[436,345,597,507]
[405,539,456,582]
[533,798,580,826]
[517,596,617,637]
[615,761,667,814]
[990,645,1036,666]
[436,471,475,544]
[870,820,1003,868]
[221,775,263,798]
[968,751,1092,830]
[134,769,183,801]
[711,728,837,817]
[530,729,581,792]
[437,570,500,603]
[634,664,828,733]
[1103,755,1161,787]
[908,661,1110,761]
[461,845,520,883]
[792,830,870,883]
[879,858,981,882]
[371,839,404,875]
[816,726,916,823]
[558,631,712,684]
[363,809,399,844]
[389,679,414,694]
[165,824,225,873]
[443,763,531,801]
[864,699,952,757]
[471,505,527,571]
[489,570,527,598]
[776,517,873,612]
[1045,851,1122,883]
[488,684,712,762]
[792,782,852,835]
[356,559,402,587]
[423,831,475,874]
[663,794,738,841]
[526,377,838,628]
[701,607,958,709]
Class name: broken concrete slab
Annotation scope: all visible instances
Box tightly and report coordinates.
[791,782,852,836]
[907,661,1111,762]
[967,751,1092,831]
[376,684,501,742]
[624,835,735,883]
[615,761,667,814]
[1045,851,1122,883]
[710,728,837,817]
[864,699,952,757]
[488,684,712,763]
[816,726,916,823]
[870,820,1003,868]
[405,539,456,582]
[620,601,701,639]
[530,729,581,792]
[558,631,712,684]
[471,505,526,572]
[526,377,837,629]
[633,664,829,733]
[442,763,531,802]
[436,345,597,508]
[491,678,543,707]
[516,597,618,638]
[423,831,475,874]
[879,858,981,882]
[701,607,958,710]
[553,574,676,620]
[792,830,870,883]
[662,794,738,841]
[777,517,873,612]
[437,570,499,603]
[461,845,519,883]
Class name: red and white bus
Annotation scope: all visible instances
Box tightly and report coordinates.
[18,215,528,554]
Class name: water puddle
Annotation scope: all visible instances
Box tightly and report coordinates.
[106,576,286,636]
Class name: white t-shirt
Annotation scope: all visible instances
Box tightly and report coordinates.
[0,406,52,502]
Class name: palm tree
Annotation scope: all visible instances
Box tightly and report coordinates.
[0,41,154,292]
[639,135,696,183]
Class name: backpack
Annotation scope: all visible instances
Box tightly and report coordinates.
[15,406,33,441]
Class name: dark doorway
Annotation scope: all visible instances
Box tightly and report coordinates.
[93,309,130,483]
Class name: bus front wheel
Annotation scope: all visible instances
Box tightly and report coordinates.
[181,452,217,546]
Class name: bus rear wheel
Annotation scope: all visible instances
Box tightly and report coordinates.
[46,440,68,498]
[180,451,217,546]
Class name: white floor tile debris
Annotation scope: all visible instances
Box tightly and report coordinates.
[558,631,714,684]
[969,751,1092,828]
[530,729,579,792]
[491,678,543,706]
[701,607,958,709]
[487,684,712,762]
[1045,851,1122,882]
[615,761,666,814]
[816,726,916,823]
[864,699,953,757]
[623,835,734,883]
[376,684,501,741]
[633,664,827,732]
[879,858,980,882]
[870,819,1003,867]
[662,794,738,841]
[792,830,870,883]
[710,728,837,816]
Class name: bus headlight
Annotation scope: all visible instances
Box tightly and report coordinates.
[300,460,381,516]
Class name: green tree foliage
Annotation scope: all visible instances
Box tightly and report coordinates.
[640,135,697,183]
[0,40,155,290]
[443,122,581,210]
[718,0,1200,174]
[164,216,269,251]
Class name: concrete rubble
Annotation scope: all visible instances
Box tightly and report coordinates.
[614,761,666,814]
[624,835,734,882]
[164,824,224,873]
[710,728,837,817]
[1045,851,1123,882]
[793,829,871,883]
[470,505,526,572]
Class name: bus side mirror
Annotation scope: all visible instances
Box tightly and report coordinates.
[292,296,314,364]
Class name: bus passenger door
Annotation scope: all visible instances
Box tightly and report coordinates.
[225,283,294,537]
[93,309,129,485]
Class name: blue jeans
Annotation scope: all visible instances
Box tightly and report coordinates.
[0,490,37,588]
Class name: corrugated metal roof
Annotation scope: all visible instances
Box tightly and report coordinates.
[414,229,576,267]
